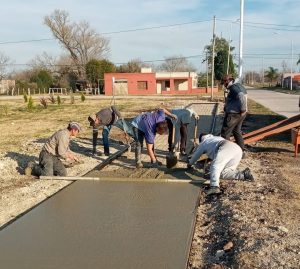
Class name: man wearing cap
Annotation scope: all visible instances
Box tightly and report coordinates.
[221,75,247,155]
[166,107,199,156]
[187,133,254,196]
[88,106,132,156]
[25,122,81,177]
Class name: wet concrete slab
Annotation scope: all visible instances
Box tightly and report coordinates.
[0,180,200,269]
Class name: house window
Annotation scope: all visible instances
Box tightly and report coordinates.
[137,81,148,90]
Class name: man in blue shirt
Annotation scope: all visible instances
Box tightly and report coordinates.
[132,108,176,168]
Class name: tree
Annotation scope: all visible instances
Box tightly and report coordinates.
[204,36,236,79]
[158,55,196,72]
[30,52,73,88]
[0,52,11,80]
[44,9,110,78]
[30,69,53,89]
[117,59,146,73]
[265,67,279,86]
[86,59,116,92]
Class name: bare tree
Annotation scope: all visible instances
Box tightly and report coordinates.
[0,52,10,80]
[44,9,110,78]
[158,55,196,72]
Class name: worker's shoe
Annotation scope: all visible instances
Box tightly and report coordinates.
[25,161,35,176]
[206,186,221,196]
[136,162,143,169]
[243,167,254,181]
[180,150,187,156]
[104,149,110,156]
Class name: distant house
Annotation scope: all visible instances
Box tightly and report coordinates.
[0,80,15,94]
[282,73,300,90]
[104,68,218,96]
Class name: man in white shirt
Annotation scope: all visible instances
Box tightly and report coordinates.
[188,133,254,195]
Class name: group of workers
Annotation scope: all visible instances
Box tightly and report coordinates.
[25,75,253,196]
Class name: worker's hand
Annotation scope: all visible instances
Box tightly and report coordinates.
[187,164,193,170]
[170,114,178,121]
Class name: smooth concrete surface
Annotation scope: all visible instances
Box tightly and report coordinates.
[0,181,200,269]
[247,89,300,118]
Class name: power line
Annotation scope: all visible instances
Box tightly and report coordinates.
[0,19,212,45]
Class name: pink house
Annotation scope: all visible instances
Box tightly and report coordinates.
[104,69,218,95]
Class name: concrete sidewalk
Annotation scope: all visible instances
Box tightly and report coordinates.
[247,89,300,118]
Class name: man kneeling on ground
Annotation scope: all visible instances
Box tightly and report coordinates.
[187,133,254,195]
[25,122,81,177]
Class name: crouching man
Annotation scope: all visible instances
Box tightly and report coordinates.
[188,133,254,195]
[25,122,81,177]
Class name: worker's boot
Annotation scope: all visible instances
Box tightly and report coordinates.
[243,167,254,181]
[206,186,221,196]
[25,161,35,176]
[104,147,110,156]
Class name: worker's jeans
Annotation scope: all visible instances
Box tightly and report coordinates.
[32,150,67,177]
[133,127,145,164]
[166,118,188,152]
[92,119,134,155]
[210,141,243,187]
[221,113,246,151]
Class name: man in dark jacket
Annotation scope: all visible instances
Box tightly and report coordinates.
[221,75,247,154]
[88,106,132,156]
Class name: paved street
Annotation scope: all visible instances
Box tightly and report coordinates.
[247,89,300,118]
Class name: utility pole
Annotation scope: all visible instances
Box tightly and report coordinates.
[206,51,208,90]
[238,0,244,79]
[290,40,293,91]
[226,23,232,75]
[262,56,264,87]
[211,15,216,100]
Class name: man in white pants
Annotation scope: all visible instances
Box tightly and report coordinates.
[188,133,254,195]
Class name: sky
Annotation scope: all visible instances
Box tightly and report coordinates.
[1,0,299,75]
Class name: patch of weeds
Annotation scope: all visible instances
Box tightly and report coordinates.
[0,104,9,116]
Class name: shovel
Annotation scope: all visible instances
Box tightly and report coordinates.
[166,122,179,169]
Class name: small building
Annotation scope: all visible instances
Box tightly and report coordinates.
[104,69,217,96]
[0,80,15,94]
[282,73,300,90]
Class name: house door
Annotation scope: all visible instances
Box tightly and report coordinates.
[113,80,128,95]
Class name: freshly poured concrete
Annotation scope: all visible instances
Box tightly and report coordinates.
[0,181,200,269]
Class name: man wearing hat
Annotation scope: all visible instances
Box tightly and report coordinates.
[25,122,81,177]
[88,106,133,156]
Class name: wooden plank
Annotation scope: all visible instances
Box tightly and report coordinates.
[40,175,205,184]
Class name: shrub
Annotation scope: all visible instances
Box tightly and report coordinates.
[27,96,34,110]
[48,94,56,104]
[70,94,75,104]
[57,95,61,105]
[39,97,48,109]
[81,93,86,102]
[23,93,28,103]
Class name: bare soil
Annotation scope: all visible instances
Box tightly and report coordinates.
[0,96,299,268]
